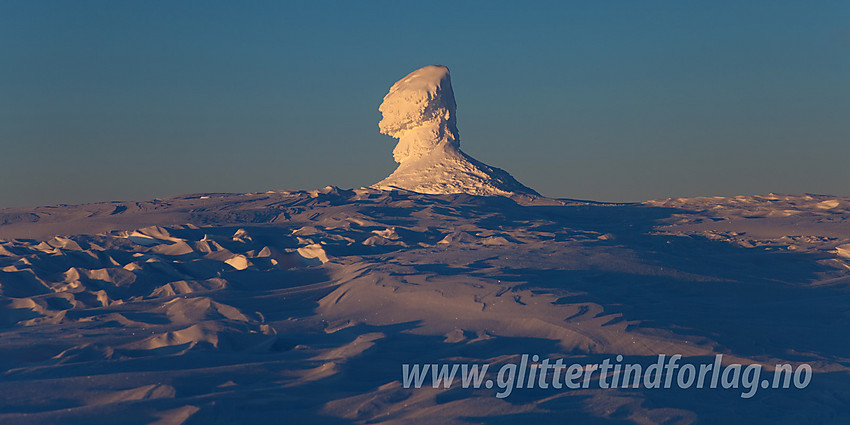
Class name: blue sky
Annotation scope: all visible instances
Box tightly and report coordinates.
[1,1,848,207]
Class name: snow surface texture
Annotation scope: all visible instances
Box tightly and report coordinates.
[1,189,850,424]
[373,65,539,197]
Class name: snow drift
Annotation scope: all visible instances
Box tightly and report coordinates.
[1,190,850,424]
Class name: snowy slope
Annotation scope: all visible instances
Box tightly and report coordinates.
[1,189,849,424]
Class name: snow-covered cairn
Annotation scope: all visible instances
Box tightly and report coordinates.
[373,65,539,197]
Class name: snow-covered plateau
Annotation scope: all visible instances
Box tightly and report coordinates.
[1,189,849,424]
[0,65,848,424]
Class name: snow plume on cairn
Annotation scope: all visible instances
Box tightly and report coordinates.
[373,65,539,197]
[378,65,460,163]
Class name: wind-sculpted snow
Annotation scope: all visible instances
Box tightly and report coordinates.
[374,65,539,197]
[378,65,459,164]
[647,193,850,260]
[1,189,849,423]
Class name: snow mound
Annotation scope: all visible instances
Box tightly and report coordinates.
[373,65,539,197]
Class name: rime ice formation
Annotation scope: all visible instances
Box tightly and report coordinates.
[373,65,539,197]
[378,65,460,164]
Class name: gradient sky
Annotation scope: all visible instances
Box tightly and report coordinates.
[2,1,848,207]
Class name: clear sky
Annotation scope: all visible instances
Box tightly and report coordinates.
[1,1,848,207]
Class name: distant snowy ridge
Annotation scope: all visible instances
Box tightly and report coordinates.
[373,65,539,197]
